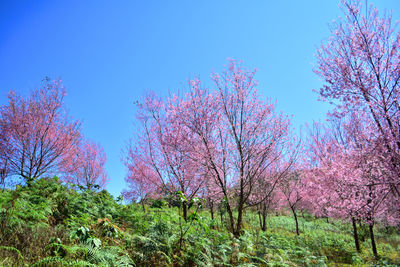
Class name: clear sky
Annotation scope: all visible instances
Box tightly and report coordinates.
[1,0,399,197]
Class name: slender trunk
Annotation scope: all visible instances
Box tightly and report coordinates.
[183,201,188,222]
[257,206,262,229]
[291,206,299,236]
[261,210,267,232]
[351,217,361,253]
[209,200,214,221]
[234,176,245,237]
[141,199,146,213]
[369,223,378,259]
[220,208,224,225]
[209,200,215,229]
[260,202,267,232]
[225,202,236,234]
[235,200,244,237]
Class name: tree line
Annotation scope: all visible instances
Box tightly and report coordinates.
[123,0,400,259]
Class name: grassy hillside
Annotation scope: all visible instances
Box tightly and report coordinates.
[0,177,399,266]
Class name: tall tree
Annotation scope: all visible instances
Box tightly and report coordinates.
[314,0,400,198]
[173,60,292,236]
[308,113,398,258]
[124,60,292,233]
[124,93,205,221]
[0,79,81,186]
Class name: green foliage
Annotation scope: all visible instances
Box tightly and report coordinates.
[1,177,399,266]
[71,226,91,243]
[97,218,121,238]
[0,245,24,265]
[151,198,168,208]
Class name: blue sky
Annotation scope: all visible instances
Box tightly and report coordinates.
[1,0,399,197]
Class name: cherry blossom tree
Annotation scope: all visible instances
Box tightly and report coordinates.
[308,120,362,251]
[314,0,400,198]
[278,170,308,236]
[248,151,299,232]
[64,139,108,190]
[171,60,292,236]
[124,60,292,234]
[0,79,81,186]
[123,144,161,212]
[314,1,400,257]
[124,93,205,221]
[307,113,398,257]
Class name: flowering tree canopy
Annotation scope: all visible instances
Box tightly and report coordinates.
[314,0,400,197]
[0,79,81,186]
[64,139,108,190]
[124,60,293,233]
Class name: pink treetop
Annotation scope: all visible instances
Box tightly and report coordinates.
[175,59,291,234]
[169,78,229,204]
[64,139,108,190]
[314,0,400,195]
[0,79,81,185]
[211,59,291,205]
[123,145,160,202]
[278,168,308,211]
[124,91,205,206]
[124,60,292,234]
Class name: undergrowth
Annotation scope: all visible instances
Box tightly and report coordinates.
[0,177,399,266]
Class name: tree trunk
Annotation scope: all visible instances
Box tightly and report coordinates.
[352,217,360,253]
[260,203,267,232]
[369,223,378,259]
[225,201,236,234]
[182,201,188,222]
[234,200,244,237]
[291,206,299,236]
[261,210,267,232]
[209,200,214,221]
[141,199,146,213]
